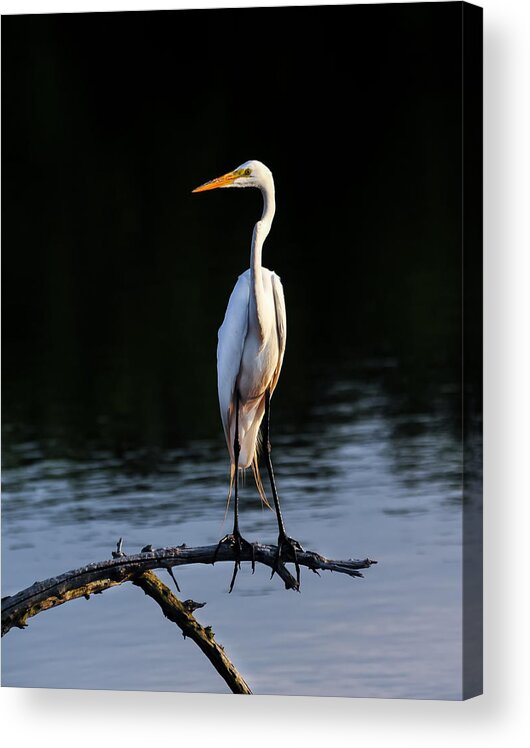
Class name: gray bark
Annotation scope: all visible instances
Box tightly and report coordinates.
[2,541,376,636]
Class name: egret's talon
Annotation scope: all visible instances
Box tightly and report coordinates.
[273,534,304,589]
[214,531,253,593]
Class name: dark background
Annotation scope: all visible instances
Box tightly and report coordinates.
[2,3,469,455]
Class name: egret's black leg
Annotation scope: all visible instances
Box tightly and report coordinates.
[232,396,242,538]
[263,389,303,588]
[214,390,253,592]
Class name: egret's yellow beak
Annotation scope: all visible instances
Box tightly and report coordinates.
[192,170,238,193]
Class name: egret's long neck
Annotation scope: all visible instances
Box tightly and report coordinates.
[250,177,276,340]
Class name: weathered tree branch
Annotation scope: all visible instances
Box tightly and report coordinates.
[133,571,252,694]
[1,541,376,637]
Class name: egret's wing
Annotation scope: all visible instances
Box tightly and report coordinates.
[217,270,250,458]
[270,271,287,395]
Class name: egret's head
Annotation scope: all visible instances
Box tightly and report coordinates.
[192,160,272,193]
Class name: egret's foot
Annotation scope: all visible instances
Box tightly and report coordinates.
[272,533,304,590]
[213,531,255,593]
[213,531,254,562]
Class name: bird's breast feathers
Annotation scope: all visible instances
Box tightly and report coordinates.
[217,266,285,400]
[238,330,280,401]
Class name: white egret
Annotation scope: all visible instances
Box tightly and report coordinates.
[192,160,302,591]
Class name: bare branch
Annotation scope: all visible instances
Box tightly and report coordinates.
[1,541,377,636]
[133,571,252,694]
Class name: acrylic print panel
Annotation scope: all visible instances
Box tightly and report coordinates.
[1,2,483,699]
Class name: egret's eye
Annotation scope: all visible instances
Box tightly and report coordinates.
[244,168,251,176]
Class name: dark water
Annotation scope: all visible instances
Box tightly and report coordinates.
[2,361,466,699]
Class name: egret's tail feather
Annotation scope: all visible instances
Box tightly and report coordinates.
[251,455,270,510]
[251,431,272,510]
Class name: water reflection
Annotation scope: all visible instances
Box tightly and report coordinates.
[2,365,466,699]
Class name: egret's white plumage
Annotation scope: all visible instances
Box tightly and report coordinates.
[193,160,301,590]
[194,160,285,492]
[218,268,286,466]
